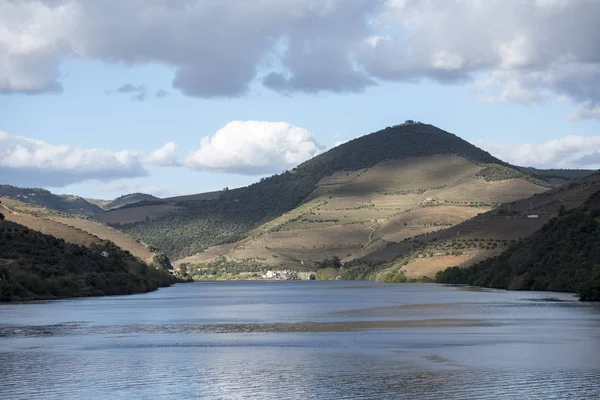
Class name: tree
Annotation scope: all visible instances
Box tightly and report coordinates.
[0,212,4,220]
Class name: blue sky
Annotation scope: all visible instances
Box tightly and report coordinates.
[1,1,599,199]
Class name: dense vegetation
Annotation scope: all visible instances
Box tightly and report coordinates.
[119,123,522,259]
[477,164,550,187]
[0,185,103,216]
[436,189,600,300]
[0,218,176,301]
[177,256,264,280]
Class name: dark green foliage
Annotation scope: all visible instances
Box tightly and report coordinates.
[0,220,175,302]
[181,256,263,279]
[118,123,515,259]
[477,164,549,186]
[153,250,173,270]
[315,256,342,269]
[436,190,600,300]
[0,212,4,220]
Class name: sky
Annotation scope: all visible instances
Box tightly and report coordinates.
[1,0,599,200]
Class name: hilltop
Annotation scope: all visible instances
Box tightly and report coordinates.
[0,215,175,302]
[436,176,600,300]
[108,123,569,261]
[88,193,161,211]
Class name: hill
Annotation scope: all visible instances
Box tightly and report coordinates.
[436,178,600,301]
[108,123,555,260]
[175,154,550,277]
[103,193,161,210]
[0,197,172,269]
[0,185,103,216]
[352,171,600,282]
[0,215,175,301]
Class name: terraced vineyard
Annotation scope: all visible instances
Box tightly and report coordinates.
[175,154,549,272]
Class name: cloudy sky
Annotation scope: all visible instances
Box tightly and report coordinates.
[1,0,599,199]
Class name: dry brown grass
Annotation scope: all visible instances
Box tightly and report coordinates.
[3,213,101,247]
[176,155,552,269]
[49,217,156,263]
[174,243,238,266]
[164,191,223,202]
[399,249,505,279]
[0,196,159,264]
[95,203,182,225]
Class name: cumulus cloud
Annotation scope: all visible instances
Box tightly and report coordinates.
[569,106,600,121]
[185,121,321,174]
[478,136,600,169]
[0,130,175,187]
[144,142,178,166]
[1,1,600,117]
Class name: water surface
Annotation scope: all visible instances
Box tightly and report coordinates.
[1,281,599,399]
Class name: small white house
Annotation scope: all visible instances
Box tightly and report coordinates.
[265,271,278,279]
[527,214,539,219]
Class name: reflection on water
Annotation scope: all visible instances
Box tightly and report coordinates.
[1,281,599,399]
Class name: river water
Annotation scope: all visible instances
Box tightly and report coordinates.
[1,281,599,399]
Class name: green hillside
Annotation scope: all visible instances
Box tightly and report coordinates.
[0,214,175,301]
[436,183,600,300]
[116,123,522,259]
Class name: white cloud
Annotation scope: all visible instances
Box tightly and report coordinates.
[362,0,600,114]
[185,121,321,174]
[569,106,600,121]
[1,1,600,117]
[0,130,175,187]
[478,136,600,169]
[144,142,178,166]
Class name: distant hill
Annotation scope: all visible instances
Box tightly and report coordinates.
[0,215,174,302]
[103,193,161,210]
[107,123,593,262]
[436,177,600,301]
[517,167,594,182]
[0,185,103,216]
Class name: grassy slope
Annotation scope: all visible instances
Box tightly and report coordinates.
[436,182,600,300]
[0,217,175,302]
[113,123,522,260]
[1,198,172,269]
[176,155,549,272]
[357,171,600,282]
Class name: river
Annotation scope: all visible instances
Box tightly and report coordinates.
[1,281,599,399]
